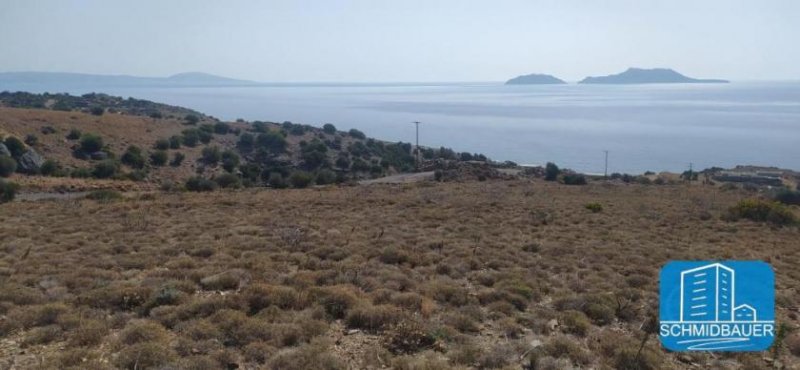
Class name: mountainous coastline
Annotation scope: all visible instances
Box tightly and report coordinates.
[505,73,566,85]
[0,71,260,88]
[579,68,728,84]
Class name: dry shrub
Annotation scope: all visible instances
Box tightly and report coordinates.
[79,285,152,311]
[244,283,302,312]
[310,285,360,319]
[266,340,346,370]
[391,351,452,370]
[560,310,591,337]
[477,343,516,369]
[384,317,438,354]
[443,313,479,334]
[52,348,109,370]
[114,342,177,370]
[244,341,278,364]
[69,319,108,346]
[181,355,222,370]
[612,348,661,370]
[448,341,483,366]
[542,335,591,366]
[426,280,470,306]
[22,325,63,347]
[1,303,69,334]
[788,333,800,356]
[345,304,403,332]
[118,320,170,346]
[177,319,221,341]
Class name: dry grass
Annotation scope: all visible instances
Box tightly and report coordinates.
[0,179,799,369]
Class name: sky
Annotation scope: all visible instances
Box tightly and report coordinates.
[1,0,798,82]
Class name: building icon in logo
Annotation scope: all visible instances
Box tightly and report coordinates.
[680,263,737,322]
[660,261,775,351]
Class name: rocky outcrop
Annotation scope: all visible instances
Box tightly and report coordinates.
[0,144,10,157]
[17,148,44,173]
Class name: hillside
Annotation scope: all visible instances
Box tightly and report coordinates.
[0,92,488,192]
[579,68,729,84]
[0,71,260,88]
[1,180,798,369]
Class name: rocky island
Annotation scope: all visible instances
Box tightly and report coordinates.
[505,73,566,85]
[579,68,728,84]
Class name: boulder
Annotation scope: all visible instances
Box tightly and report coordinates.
[0,143,10,157]
[17,148,44,173]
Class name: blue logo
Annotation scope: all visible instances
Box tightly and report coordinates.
[659,261,775,351]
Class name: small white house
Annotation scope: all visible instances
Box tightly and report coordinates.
[733,304,757,321]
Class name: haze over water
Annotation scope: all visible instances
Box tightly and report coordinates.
[6,81,799,174]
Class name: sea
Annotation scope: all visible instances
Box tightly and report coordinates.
[3,81,799,174]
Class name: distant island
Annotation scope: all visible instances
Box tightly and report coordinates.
[579,68,728,84]
[0,71,261,88]
[505,73,566,85]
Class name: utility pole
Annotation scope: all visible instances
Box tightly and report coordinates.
[412,121,421,171]
[603,150,609,178]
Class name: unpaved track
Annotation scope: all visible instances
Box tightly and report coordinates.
[359,171,434,184]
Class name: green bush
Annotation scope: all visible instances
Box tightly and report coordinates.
[545,162,560,181]
[70,167,92,178]
[170,152,185,167]
[774,189,800,206]
[214,173,242,189]
[39,160,62,176]
[725,199,796,226]
[0,156,16,177]
[4,137,25,158]
[154,139,170,150]
[214,122,230,134]
[268,172,288,189]
[201,146,221,164]
[289,171,313,188]
[92,160,119,179]
[121,146,145,169]
[184,114,199,125]
[85,189,122,203]
[181,129,200,147]
[585,203,603,213]
[0,180,19,203]
[315,169,337,185]
[66,129,81,140]
[185,177,217,192]
[563,174,587,185]
[24,134,38,146]
[221,150,240,172]
[90,106,104,116]
[322,123,337,134]
[168,135,181,149]
[348,128,366,140]
[150,150,168,166]
[79,134,104,153]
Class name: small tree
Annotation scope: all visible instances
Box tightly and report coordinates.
[214,122,230,135]
[323,123,337,134]
[168,135,181,149]
[201,146,221,165]
[221,150,240,172]
[3,137,25,158]
[214,173,242,189]
[79,134,104,153]
[66,129,82,140]
[92,160,119,179]
[121,146,146,169]
[40,160,62,176]
[170,152,185,167]
[184,114,200,125]
[268,172,287,189]
[348,128,366,140]
[150,150,168,166]
[154,139,170,150]
[0,179,20,203]
[289,171,313,188]
[24,134,38,146]
[0,156,17,177]
[545,162,560,181]
[185,176,217,192]
[181,129,199,147]
[90,106,105,116]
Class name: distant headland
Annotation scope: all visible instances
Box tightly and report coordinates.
[578,68,729,84]
[505,73,566,85]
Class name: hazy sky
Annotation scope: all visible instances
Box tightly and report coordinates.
[1,0,798,82]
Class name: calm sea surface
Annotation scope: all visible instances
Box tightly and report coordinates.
[6,82,800,174]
